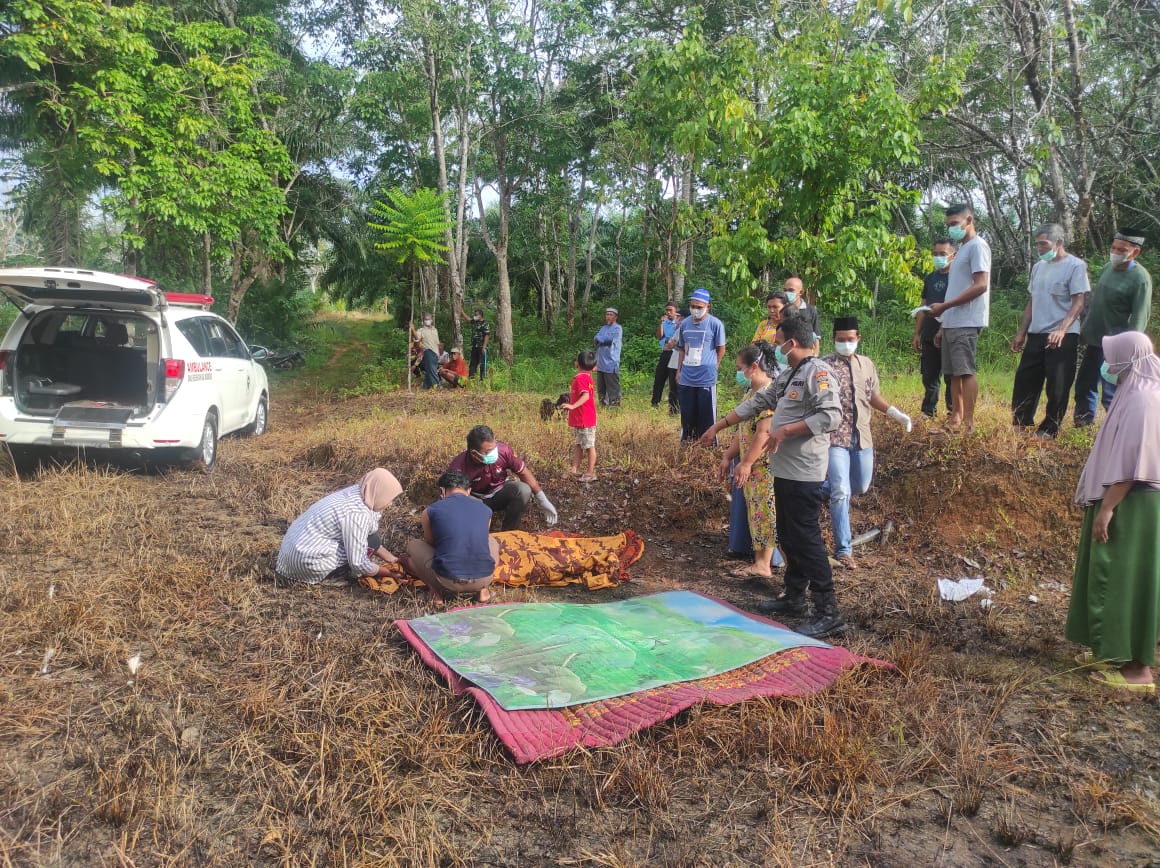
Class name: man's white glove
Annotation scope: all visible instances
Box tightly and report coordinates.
[886,406,912,433]
[535,490,558,525]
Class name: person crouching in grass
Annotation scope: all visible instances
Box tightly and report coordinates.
[563,349,598,482]
[402,470,500,607]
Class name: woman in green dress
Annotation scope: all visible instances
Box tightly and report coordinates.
[1067,331,1160,693]
[718,341,782,579]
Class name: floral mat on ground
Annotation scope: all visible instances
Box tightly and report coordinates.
[359,529,643,594]
[396,590,890,763]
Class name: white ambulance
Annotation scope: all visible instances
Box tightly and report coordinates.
[0,267,269,472]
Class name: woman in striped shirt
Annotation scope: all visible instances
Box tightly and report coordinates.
[276,468,403,586]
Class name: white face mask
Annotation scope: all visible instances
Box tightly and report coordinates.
[834,340,858,357]
[1110,252,1129,267]
[690,307,708,320]
[423,319,433,327]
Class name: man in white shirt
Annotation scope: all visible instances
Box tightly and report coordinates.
[1010,223,1090,438]
[929,203,991,434]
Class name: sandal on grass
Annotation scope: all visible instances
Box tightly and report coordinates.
[1074,651,1116,669]
[1088,670,1155,693]
[727,566,773,580]
[578,474,598,483]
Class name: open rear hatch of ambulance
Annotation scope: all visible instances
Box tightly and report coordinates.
[0,267,165,311]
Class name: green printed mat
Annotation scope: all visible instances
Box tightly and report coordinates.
[405,590,829,710]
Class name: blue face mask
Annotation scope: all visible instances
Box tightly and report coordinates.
[932,255,949,269]
[1100,362,1123,384]
[784,291,798,304]
[735,370,751,388]
[1038,248,1057,263]
[475,447,499,465]
[947,225,967,242]
[775,341,792,367]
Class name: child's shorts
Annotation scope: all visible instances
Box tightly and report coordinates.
[572,426,596,449]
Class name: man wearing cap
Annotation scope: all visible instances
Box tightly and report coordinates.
[1073,228,1153,426]
[1010,224,1090,438]
[822,316,912,570]
[677,288,728,441]
[437,346,469,388]
[697,315,845,638]
[593,307,623,407]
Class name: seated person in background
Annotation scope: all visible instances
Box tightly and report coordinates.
[276,469,403,587]
[438,346,468,387]
[448,424,558,530]
[402,470,500,606]
[436,342,450,367]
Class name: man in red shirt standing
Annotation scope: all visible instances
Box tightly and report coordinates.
[562,349,598,482]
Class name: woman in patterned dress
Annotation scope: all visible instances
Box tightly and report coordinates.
[718,341,782,579]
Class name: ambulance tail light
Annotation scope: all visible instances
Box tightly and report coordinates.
[163,358,185,401]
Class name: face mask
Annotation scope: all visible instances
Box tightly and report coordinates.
[690,307,708,320]
[735,370,751,388]
[834,340,858,357]
[1038,248,1057,263]
[932,255,949,269]
[1110,252,1129,267]
[784,291,797,304]
[947,225,967,242]
[423,319,433,327]
[775,341,792,367]
[473,315,481,322]
[474,447,499,465]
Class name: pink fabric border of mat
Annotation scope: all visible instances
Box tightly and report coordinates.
[396,592,892,764]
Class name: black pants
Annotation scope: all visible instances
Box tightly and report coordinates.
[773,477,834,599]
[477,480,531,531]
[920,338,952,417]
[1011,332,1079,436]
[651,351,679,410]
[469,346,487,379]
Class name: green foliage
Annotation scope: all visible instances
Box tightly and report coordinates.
[3,0,295,266]
[231,276,320,348]
[369,188,453,265]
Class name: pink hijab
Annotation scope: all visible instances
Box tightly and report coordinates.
[360,468,403,510]
[1075,332,1160,505]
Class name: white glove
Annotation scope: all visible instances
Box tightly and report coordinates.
[887,406,912,433]
[535,490,558,525]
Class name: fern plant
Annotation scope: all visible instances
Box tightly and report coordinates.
[369,188,452,265]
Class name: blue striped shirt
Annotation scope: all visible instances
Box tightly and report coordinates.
[276,485,379,581]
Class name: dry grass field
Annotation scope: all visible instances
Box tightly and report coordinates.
[2,340,1159,866]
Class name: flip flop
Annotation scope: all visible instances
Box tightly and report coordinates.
[1088,670,1155,693]
[727,566,773,581]
[1074,651,1116,669]
[578,474,598,483]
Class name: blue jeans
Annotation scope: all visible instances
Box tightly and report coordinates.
[1073,344,1116,425]
[826,443,875,557]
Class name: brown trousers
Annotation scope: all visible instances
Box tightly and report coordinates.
[405,537,499,595]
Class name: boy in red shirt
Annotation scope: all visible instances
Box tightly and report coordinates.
[563,350,598,481]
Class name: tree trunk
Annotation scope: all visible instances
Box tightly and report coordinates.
[202,231,213,296]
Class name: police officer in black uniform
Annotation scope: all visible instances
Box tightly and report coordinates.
[700,314,846,637]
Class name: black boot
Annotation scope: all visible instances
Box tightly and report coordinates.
[755,592,809,618]
[798,594,847,638]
